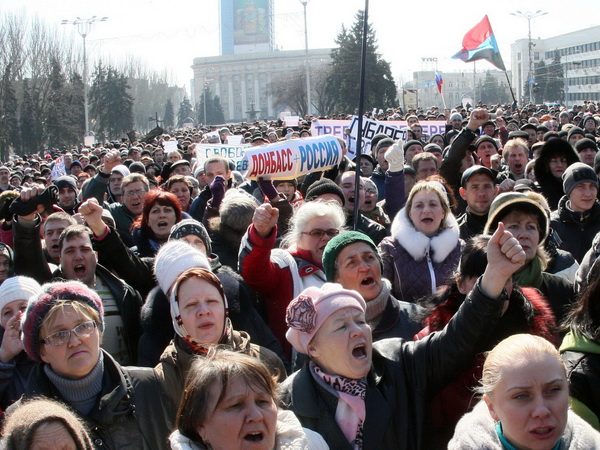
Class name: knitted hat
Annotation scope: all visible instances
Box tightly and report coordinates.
[450,112,462,122]
[567,127,586,141]
[474,135,498,150]
[305,178,345,205]
[169,219,212,255]
[0,276,42,314]
[286,283,366,355]
[483,192,549,244]
[70,161,82,169]
[128,162,146,174]
[54,176,78,192]
[111,165,130,177]
[374,138,394,156]
[21,281,105,362]
[403,140,423,153]
[424,143,443,155]
[575,138,598,154]
[322,231,381,282]
[562,162,599,197]
[154,240,211,293]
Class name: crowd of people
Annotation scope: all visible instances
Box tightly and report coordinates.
[0,101,599,448]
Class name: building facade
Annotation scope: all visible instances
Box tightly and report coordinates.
[511,25,600,106]
[191,49,332,123]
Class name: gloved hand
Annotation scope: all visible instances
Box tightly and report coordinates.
[384,141,405,172]
[258,177,278,201]
[209,175,226,209]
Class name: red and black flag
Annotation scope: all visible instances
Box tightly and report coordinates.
[452,15,506,71]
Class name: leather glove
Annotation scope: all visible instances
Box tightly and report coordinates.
[209,175,226,209]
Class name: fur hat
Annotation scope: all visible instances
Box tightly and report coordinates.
[484,192,549,244]
[322,231,381,282]
[154,240,210,294]
[169,219,212,255]
[286,283,366,355]
[0,276,42,314]
[21,281,104,362]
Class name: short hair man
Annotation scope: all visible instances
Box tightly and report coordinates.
[457,165,498,240]
[412,152,438,181]
[54,176,78,214]
[496,138,530,192]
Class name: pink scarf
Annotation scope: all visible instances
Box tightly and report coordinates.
[310,362,366,449]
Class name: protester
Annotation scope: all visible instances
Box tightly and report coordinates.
[449,334,600,449]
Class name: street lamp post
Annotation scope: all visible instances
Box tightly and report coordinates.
[510,10,547,105]
[62,16,108,142]
[299,0,312,117]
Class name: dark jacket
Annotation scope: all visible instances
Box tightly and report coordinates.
[21,351,172,450]
[345,212,388,246]
[576,231,600,292]
[370,167,386,201]
[551,196,600,263]
[0,350,36,411]
[457,208,489,241]
[560,330,600,430]
[279,279,505,450]
[440,127,478,214]
[371,294,422,342]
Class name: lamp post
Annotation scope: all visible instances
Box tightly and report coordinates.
[62,16,108,142]
[299,0,312,117]
[510,10,547,105]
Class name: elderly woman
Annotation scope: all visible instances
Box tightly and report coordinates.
[17,281,171,449]
[2,397,94,449]
[378,180,462,304]
[449,334,600,449]
[168,349,327,450]
[281,222,528,449]
[484,192,575,325]
[154,266,286,422]
[321,231,421,341]
[239,199,346,355]
[132,189,183,257]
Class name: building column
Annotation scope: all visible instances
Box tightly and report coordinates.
[228,77,234,122]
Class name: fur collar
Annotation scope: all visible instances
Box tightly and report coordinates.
[391,207,459,263]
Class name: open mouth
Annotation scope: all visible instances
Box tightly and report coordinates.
[421,218,433,224]
[352,344,368,359]
[361,276,375,286]
[74,264,86,275]
[244,432,264,442]
[157,221,169,228]
[530,426,555,438]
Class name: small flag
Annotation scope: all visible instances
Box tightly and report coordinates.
[435,72,444,94]
[452,15,506,71]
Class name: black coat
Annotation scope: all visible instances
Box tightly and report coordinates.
[551,197,600,263]
[279,280,504,450]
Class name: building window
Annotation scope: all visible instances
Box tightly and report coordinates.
[534,52,539,61]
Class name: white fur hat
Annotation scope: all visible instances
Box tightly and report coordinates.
[0,276,42,314]
[154,241,210,294]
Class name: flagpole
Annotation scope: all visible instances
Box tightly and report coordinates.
[473,61,476,105]
[503,70,517,105]
[352,0,369,231]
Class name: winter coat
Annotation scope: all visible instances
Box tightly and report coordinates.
[378,207,462,303]
[19,351,172,450]
[239,225,327,356]
[370,167,386,201]
[344,211,388,246]
[457,208,489,241]
[279,279,506,450]
[0,350,36,411]
[138,259,287,369]
[371,292,422,342]
[449,400,600,449]
[168,410,329,450]
[155,334,286,429]
[545,229,579,283]
[533,141,580,210]
[576,231,600,292]
[551,196,600,263]
[560,330,600,430]
[415,285,558,448]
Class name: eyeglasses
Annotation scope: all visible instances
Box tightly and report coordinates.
[125,189,148,198]
[301,228,340,239]
[365,189,377,195]
[41,321,97,346]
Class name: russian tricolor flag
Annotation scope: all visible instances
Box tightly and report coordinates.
[435,72,444,94]
[452,15,506,71]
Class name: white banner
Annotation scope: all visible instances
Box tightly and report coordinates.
[243,135,343,180]
[196,143,251,172]
[51,157,66,180]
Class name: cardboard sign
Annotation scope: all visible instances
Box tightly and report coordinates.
[284,116,300,127]
[195,143,251,172]
[164,140,178,152]
[51,157,66,180]
[243,135,343,180]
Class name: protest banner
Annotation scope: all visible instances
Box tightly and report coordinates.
[51,157,66,180]
[347,116,447,157]
[243,134,342,180]
[310,119,352,138]
[164,140,178,152]
[196,143,251,172]
[284,116,300,127]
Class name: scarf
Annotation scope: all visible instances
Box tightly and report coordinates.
[513,256,544,289]
[310,361,366,449]
[496,421,561,450]
[365,279,391,328]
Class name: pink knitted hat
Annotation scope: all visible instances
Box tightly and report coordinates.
[285,283,366,355]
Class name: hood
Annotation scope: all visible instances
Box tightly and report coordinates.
[391,206,459,263]
[559,329,600,354]
[534,139,580,186]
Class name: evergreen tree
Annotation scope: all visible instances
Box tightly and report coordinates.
[545,50,564,103]
[0,65,20,160]
[164,98,175,129]
[177,97,194,127]
[20,79,43,154]
[196,88,225,125]
[46,58,71,148]
[477,71,510,105]
[326,10,397,113]
[533,60,548,105]
[210,94,226,125]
